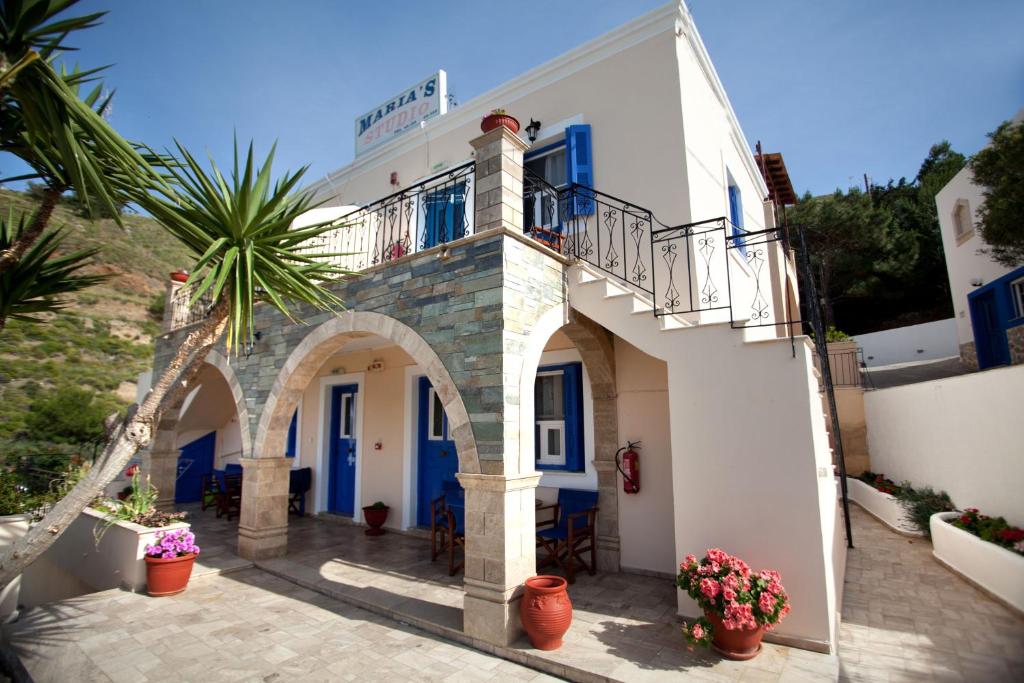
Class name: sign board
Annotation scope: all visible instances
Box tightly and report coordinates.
[355,71,447,157]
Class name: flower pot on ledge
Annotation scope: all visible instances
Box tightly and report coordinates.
[481,112,520,135]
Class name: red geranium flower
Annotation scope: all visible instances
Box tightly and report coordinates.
[125,464,139,477]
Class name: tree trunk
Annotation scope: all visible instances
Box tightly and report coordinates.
[0,297,229,590]
[0,186,63,276]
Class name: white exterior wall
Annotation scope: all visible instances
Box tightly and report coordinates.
[853,318,959,367]
[865,364,1024,526]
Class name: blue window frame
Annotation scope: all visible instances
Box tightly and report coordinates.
[534,362,584,472]
[285,409,298,457]
[565,124,594,217]
[967,264,1024,369]
[728,180,746,255]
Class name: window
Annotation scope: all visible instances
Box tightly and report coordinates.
[422,181,467,249]
[728,176,746,255]
[427,387,447,440]
[338,394,354,438]
[1011,277,1024,319]
[534,362,584,472]
[952,200,973,241]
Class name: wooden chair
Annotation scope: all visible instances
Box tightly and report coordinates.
[446,504,466,576]
[536,488,599,583]
[288,467,312,516]
[200,472,221,511]
[217,473,243,521]
[430,493,448,561]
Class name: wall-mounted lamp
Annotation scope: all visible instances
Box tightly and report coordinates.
[525,118,542,143]
[243,331,263,359]
[970,277,983,287]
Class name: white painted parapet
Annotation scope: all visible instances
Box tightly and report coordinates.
[845,477,922,537]
[0,514,30,617]
[931,512,1024,616]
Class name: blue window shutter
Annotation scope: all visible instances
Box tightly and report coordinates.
[728,183,746,254]
[286,410,298,457]
[565,125,594,217]
[424,181,467,248]
[562,363,584,472]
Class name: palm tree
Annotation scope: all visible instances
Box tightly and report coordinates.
[0,0,156,272]
[0,139,354,589]
[0,208,105,331]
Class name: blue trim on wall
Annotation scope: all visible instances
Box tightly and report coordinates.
[285,410,298,457]
[524,139,566,161]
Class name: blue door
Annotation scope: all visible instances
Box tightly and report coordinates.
[176,432,215,504]
[970,290,1010,368]
[328,384,358,516]
[417,377,458,527]
[422,182,467,249]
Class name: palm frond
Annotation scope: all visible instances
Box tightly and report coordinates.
[0,209,106,325]
[135,139,357,351]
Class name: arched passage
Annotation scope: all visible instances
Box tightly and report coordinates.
[146,350,250,509]
[517,302,621,571]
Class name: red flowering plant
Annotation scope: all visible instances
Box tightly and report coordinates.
[857,471,901,496]
[676,549,790,648]
[953,508,1024,556]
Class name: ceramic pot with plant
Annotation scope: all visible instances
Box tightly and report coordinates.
[144,529,200,597]
[520,575,572,650]
[480,108,520,134]
[677,549,790,660]
[363,501,389,536]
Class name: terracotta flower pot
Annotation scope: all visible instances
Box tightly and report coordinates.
[145,554,196,597]
[705,610,765,660]
[169,270,189,283]
[363,506,389,536]
[520,575,572,650]
[481,113,520,134]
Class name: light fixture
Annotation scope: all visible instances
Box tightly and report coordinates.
[244,331,263,359]
[525,118,542,142]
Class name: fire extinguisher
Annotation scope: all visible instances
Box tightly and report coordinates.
[615,440,641,494]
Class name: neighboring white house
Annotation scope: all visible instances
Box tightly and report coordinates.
[148,1,844,655]
[936,108,1024,370]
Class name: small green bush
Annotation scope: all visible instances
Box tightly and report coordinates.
[147,291,167,320]
[895,485,955,538]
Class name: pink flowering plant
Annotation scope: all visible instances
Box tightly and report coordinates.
[144,529,200,560]
[676,548,790,648]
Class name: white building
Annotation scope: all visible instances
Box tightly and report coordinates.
[936,108,1024,369]
[151,1,845,654]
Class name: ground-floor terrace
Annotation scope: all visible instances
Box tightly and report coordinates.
[8,506,1023,682]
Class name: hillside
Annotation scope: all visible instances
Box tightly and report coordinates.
[0,189,194,442]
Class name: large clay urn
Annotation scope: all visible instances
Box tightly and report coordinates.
[705,611,766,660]
[520,575,572,650]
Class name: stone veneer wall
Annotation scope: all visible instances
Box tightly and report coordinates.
[153,230,567,467]
[1008,325,1024,366]
[959,341,978,371]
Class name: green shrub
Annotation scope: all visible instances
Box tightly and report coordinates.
[23,386,115,445]
[895,485,955,538]
[147,291,167,320]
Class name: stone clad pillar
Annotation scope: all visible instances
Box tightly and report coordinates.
[458,472,541,646]
[237,456,291,560]
[470,126,527,235]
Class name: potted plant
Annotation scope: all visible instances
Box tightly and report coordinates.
[144,528,200,596]
[362,501,390,536]
[480,108,520,134]
[520,575,572,650]
[677,549,790,660]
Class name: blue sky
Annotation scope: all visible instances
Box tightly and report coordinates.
[4,0,1023,196]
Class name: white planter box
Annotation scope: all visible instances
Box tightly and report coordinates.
[41,508,190,594]
[845,477,923,536]
[931,511,1024,616]
[0,513,30,617]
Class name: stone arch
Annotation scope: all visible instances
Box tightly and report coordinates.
[253,310,480,475]
[147,349,250,508]
[518,302,621,571]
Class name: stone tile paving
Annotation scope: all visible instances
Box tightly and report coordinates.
[5,568,559,683]
[840,505,1024,682]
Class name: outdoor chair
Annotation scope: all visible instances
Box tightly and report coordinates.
[536,488,598,583]
[288,467,312,516]
[200,473,221,511]
[430,493,449,561]
[216,472,243,521]
[445,504,465,576]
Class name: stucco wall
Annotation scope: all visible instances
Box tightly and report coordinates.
[853,318,959,367]
[865,363,1024,525]
[614,339,675,575]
